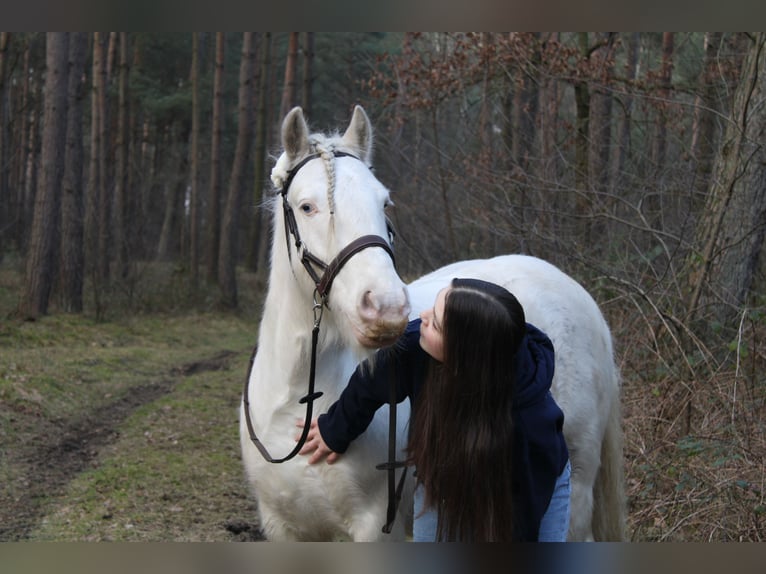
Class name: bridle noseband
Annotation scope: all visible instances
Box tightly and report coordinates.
[243,150,396,464]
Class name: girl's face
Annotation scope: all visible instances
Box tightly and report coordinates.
[419,287,448,362]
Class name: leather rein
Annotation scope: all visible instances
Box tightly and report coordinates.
[242,150,395,465]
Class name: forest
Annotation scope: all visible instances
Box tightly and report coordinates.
[2,32,766,541]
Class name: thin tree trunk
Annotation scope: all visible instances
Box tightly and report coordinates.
[126,35,143,259]
[0,32,9,262]
[19,33,69,319]
[431,105,457,260]
[206,32,225,283]
[691,32,723,200]
[301,32,314,118]
[14,39,31,251]
[652,32,675,175]
[95,32,110,283]
[588,33,615,197]
[574,32,590,194]
[246,31,271,273]
[686,33,766,323]
[279,32,299,119]
[106,32,117,85]
[85,33,102,282]
[537,33,561,233]
[512,33,540,171]
[538,33,560,183]
[189,32,201,288]
[219,32,256,308]
[157,124,189,261]
[113,32,130,280]
[60,32,88,313]
[22,64,39,254]
[610,32,639,194]
[478,33,492,167]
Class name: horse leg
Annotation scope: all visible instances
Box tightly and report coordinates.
[346,487,409,542]
[567,451,599,541]
[257,503,301,541]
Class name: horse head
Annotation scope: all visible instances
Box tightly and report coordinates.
[270,106,410,350]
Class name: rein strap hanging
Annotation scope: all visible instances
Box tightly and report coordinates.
[244,146,408,534]
[243,149,395,465]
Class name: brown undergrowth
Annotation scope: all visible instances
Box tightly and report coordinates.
[616,304,766,541]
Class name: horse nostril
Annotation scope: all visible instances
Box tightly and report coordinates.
[360,288,410,325]
[360,290,377,316]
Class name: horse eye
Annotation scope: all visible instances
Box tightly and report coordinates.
[300,203,314,214]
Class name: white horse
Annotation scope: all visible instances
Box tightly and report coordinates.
[240,105,413,541]
[241,105,625,542]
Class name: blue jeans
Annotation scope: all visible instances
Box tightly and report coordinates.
[413,460,571,542]
[537,460,571,542]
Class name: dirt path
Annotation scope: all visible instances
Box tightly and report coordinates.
[0,351,263,542]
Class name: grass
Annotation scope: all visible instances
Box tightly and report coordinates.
[0,259,265,541]
[30,357,255,541]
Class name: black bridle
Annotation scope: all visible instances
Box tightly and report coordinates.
[242,150,395,463]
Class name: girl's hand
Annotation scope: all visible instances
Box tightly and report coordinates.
[297,418,341,465]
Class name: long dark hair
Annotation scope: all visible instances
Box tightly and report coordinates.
[407,277,527,541]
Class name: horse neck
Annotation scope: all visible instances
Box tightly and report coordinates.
[255,221,356,394]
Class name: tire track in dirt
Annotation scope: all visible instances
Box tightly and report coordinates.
[0,350,239,541]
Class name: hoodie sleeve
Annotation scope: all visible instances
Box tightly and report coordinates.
[317,319,424,453]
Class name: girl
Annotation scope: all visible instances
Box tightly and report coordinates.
[300,278,570,542]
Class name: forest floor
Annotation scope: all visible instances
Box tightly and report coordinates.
[0,262,265,541]
[4,257,766,543]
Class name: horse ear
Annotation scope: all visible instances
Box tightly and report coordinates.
[342,105,373,164]
[281,106,310,161]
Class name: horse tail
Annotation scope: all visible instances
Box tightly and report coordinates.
[591,378,627,541]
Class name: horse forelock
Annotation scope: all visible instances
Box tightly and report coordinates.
[270,129,368,194]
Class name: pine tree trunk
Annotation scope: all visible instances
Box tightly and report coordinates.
[279,32,299,119]
[22,63,39,255]
[86,33,102,281]
[126,36,143,259]
[14,39,31,251]
[246,32,271,273]
[652,32,675,177]
[219,32,256,308]
[301,32,314,118]
[206,32,225,283]
[19,33,69,319]
[686,33,766,324]
[95,32,110,283]
[0,32,9,262]
[156,124,189,261]
[106,32,117,84]
[60,32,88,313]
[113,32,130,280]
[189,32,201,288]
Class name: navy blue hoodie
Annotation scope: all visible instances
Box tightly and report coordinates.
[318,318,568,541]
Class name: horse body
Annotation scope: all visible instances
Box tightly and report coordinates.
[241,105,624,542]
[240,106,412,541]
[407,255,624,541]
